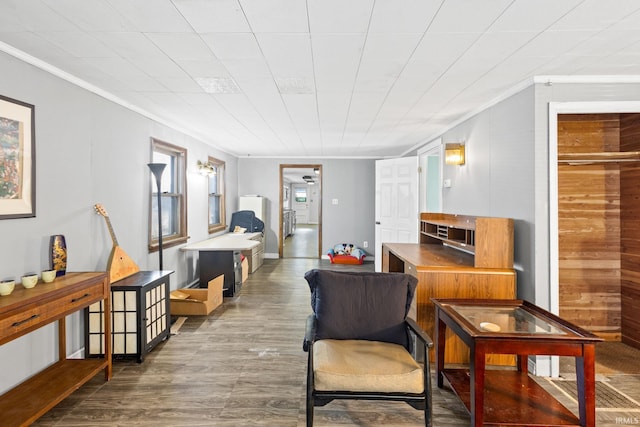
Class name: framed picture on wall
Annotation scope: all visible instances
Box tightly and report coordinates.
[0,95,35,219]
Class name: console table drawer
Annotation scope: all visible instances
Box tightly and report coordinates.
[0,282,104,336]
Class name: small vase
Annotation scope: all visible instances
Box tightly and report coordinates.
[50,234,67,276]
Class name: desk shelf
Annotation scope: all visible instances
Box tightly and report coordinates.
[442,369,579,426]
[1,359,110,426]
[0,272,111,427]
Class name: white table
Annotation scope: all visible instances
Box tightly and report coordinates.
[182,232,262,296]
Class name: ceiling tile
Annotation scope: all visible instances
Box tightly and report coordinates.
[173,0,250,33]
[488,0,583,32]
[201,33,262,59]
[369,0,440,33]
[42,0,134,32]
[362,34,422,62]
[107,0,193,32]
[157,76,203,92]
[412,32,480,59]
[175,58,230,77]
[428,0,512,33]
[0,1,76,32]
[240,0,308,33]
[255,33,313,78]
[312,34,366,92]
[36,31,116,57]
[308,0,374,34]
[145,33,214,60]
[549,0,640,31]
[92,32,166,58]
[127,55,190,78]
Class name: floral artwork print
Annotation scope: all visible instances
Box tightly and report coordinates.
[0,116,22,199]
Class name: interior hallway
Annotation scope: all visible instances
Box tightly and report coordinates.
[34,258,640,426]
[283,223,318,258]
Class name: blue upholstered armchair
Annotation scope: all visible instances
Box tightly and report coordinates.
[303,269,433,427]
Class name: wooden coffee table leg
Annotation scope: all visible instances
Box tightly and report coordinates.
[576,344,596,427]
[470,343,485,427]
[436,311,447,388]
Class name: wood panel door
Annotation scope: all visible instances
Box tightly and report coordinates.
[374,157,418,272]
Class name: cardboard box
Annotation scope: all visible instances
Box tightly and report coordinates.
[241,257,248,283]
[170,275,223,316]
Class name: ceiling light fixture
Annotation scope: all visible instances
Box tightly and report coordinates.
[445,143,465,165]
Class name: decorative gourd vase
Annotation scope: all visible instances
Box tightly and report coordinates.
[50,234,67,276]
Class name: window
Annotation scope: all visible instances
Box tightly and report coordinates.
[207,156,226,233]
[149,138,187,251]
[295,187,307,202]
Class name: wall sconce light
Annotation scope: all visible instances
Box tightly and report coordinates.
[445,143,465,165]
[197,160,216,176]
[313,167,320,175]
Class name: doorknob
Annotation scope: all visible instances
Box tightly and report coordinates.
[375,221,380,225]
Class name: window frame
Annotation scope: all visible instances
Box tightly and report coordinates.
[148,138,188,252]
[207,156,226,234]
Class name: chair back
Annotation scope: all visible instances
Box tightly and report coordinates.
[304,269,417,350]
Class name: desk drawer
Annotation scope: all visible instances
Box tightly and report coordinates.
[0,283,104,335]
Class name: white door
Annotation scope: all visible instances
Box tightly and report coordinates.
[375,157,419,272]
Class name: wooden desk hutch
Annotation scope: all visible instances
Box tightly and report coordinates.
[382,213,517,364]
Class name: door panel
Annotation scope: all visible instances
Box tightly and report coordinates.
[375,157,419,271]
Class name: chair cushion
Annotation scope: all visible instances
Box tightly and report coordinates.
[304,269,417,349]
[313,339,423,393]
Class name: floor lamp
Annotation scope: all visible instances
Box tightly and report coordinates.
[148,163,166,270]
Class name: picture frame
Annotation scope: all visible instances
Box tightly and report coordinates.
[0,95,35,219]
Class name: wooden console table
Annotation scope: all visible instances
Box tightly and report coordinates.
[433,298,603,427]
[382,213,516,364]
[0,272,111,426]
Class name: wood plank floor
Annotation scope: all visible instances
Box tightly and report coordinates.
[283,224,318,258]
[34,258,640,426]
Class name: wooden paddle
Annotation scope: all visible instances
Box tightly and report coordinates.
[94,203,140,282]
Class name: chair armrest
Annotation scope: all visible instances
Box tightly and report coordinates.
[406,317,433,348]
[303,314,316,352]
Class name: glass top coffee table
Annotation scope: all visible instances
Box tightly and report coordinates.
[433,298,603,427]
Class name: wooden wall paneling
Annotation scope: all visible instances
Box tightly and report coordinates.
[558,114,620,152]
[620,114,640,348]
[557,114,622,339]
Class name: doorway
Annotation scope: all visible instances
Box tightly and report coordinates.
[279,164,322,258]
[418,139,443,213]
[549,102,640,377]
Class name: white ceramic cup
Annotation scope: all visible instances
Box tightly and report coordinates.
[21,274,38,289]
[41,270,57,283]
[0,280,15,296]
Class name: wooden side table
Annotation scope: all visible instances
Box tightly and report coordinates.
[433,298,603,427]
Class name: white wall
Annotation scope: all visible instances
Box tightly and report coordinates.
[427,87,537,301]
[0,52,238,393]
[238,158,375,256]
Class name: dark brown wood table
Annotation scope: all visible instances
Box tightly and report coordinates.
[433,298,603,427]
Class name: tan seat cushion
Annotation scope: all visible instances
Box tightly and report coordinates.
[313,339,424,393]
